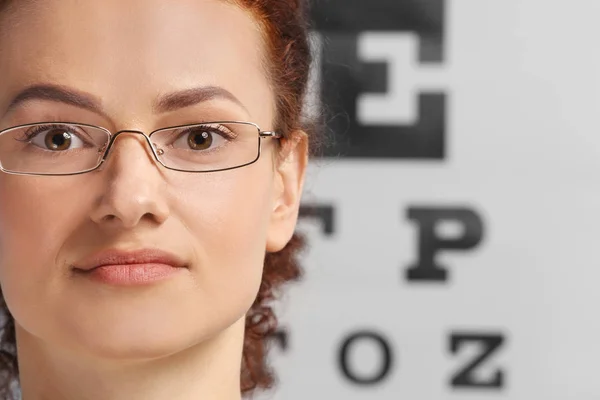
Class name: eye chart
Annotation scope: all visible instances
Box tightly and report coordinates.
[259,1,600,399]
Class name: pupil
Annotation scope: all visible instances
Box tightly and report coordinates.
[53,133,67,146]
[193,133,206,145]
[46,131,71,150]
[189,131,212,150]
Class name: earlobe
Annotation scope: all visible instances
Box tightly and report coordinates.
[266,131,309,253]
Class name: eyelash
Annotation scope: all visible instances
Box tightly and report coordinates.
[14,122,238,147]
[16,123,80,142]
[174,124,236,140]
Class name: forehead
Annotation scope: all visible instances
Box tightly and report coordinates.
[0,0,274,125]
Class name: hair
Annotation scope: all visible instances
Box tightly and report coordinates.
[0,0,319,398]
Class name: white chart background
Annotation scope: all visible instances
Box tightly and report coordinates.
[256,1,600,399]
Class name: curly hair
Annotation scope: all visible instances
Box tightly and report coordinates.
[227,0,317,394]
[0,0,318,398]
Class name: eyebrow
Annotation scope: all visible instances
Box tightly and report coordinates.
[5,83,249,117]
[153,86,249,115]
[6,84,106,117]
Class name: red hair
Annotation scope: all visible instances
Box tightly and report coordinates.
[230,0,315,395]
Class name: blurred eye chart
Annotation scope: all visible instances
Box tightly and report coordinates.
[258,1,600,400]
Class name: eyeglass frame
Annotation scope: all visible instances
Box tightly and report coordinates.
[0,120,283,176]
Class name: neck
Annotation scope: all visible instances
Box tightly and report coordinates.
[16,318,245,400]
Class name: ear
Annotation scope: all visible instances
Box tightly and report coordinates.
[266,131,309,253]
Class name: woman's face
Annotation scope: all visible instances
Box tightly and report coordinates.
[0,0,304,359]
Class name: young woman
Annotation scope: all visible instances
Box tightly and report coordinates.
[0,0,315,398]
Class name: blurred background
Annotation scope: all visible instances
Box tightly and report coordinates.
[257,0,600,399]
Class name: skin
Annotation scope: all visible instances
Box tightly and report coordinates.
[0,1,307,399]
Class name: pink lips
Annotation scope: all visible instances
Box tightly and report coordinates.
[73,248,187,286]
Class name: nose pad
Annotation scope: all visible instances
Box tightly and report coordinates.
[100,130,159,163]
[154,144,165,156]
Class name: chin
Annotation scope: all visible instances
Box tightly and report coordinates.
[61,308,247,362]
[71,324,215,361]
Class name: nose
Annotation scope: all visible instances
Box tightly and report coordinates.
[89,131,170,229]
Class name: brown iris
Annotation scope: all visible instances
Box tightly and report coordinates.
[44,130,72,151]
[187,129,212,150]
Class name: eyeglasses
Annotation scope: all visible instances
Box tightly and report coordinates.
[0,121,282,176]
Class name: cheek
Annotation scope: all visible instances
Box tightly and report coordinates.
[0,176,90,320]
[170,163,276,314]
[0,177,68,266]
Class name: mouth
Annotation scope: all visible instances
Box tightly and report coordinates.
[72,248,187,286]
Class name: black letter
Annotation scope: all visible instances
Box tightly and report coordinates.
[449,332,506,389]
[311,0,447,159]
[299,204,336,236]
[338,330,394,385]
[406,207,484,282]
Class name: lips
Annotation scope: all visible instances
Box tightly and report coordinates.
[72,248,187,286]
[73,248,187,272]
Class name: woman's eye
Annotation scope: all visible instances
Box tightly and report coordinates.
[29,128,86,151]
[172,127,228,151]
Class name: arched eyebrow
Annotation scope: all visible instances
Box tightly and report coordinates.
[153,86,250,115]
[6,84,107,117]
[5,83,250,117]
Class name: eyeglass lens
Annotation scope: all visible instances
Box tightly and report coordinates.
[0,122,262,174]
